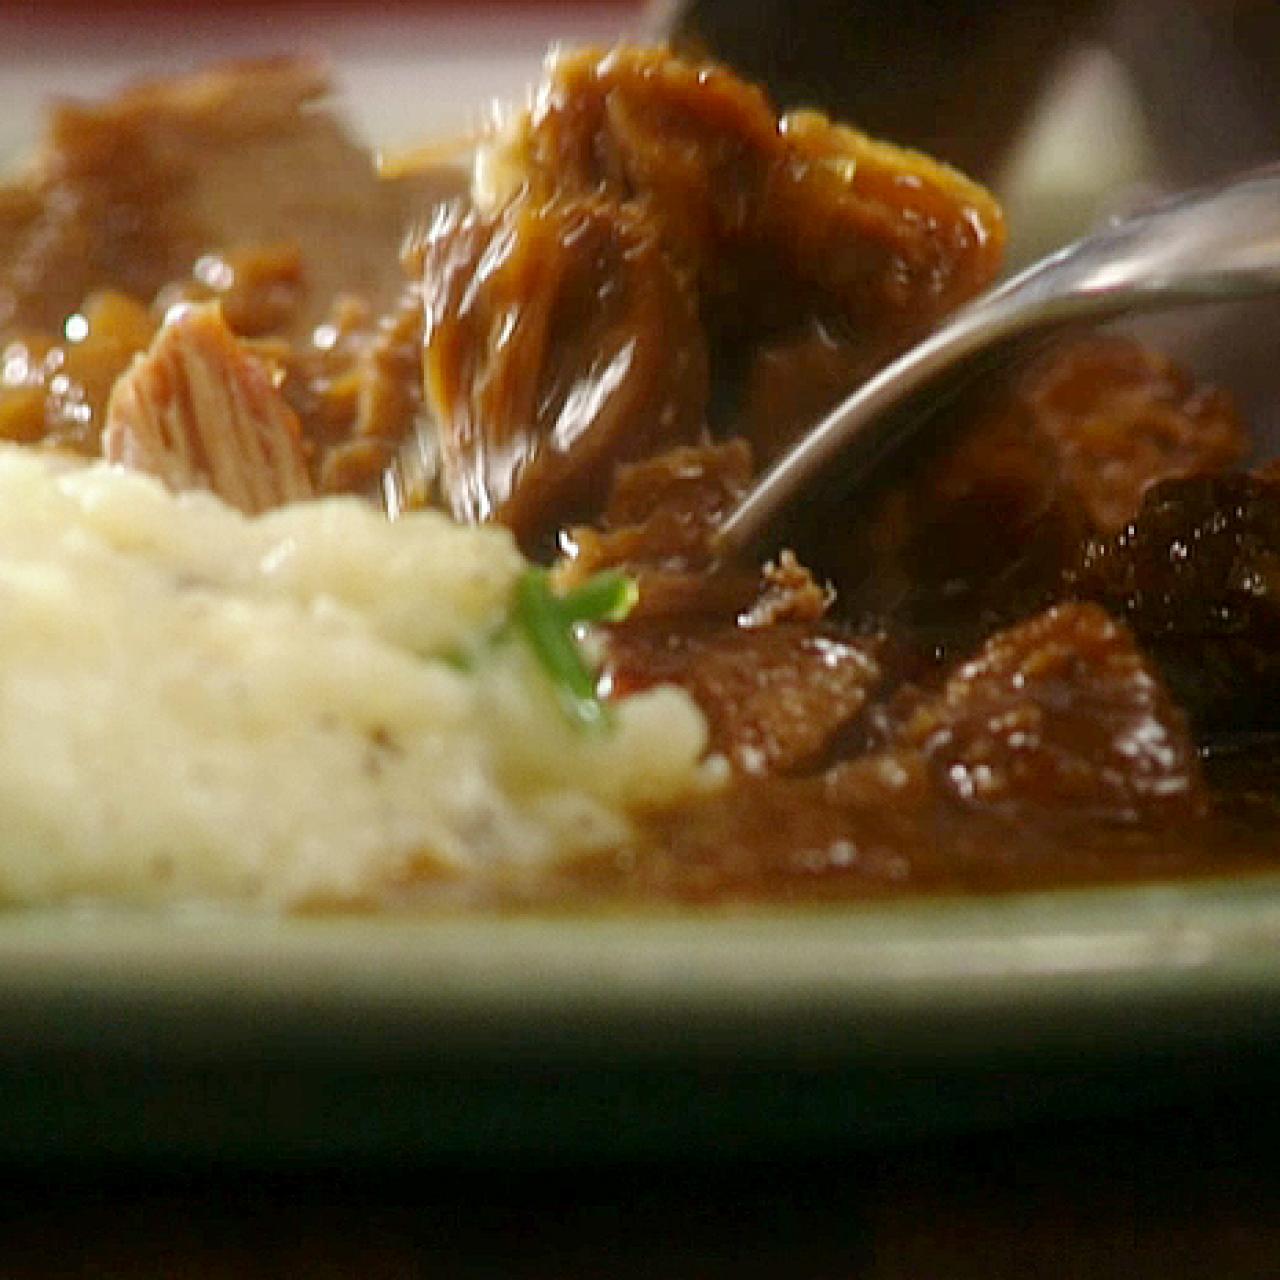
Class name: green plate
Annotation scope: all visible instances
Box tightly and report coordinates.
[5,874,1280,1164]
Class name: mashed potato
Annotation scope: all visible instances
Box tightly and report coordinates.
[0,446,709,907]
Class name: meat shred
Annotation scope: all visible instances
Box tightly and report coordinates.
[423,196,708,547]
[103,303,313,513]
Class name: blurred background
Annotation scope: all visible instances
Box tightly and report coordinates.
[0,3,637,161]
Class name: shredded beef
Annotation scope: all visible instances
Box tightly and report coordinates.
[103,303,313,513]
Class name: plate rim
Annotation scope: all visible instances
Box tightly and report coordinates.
[2,869,1279,1068]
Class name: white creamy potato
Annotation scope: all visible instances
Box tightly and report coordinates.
[0,446,709,907]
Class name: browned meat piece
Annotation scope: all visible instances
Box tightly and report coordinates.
[0,269,427,496]
[740,550,832,627]
[103,303,313,513]
[1071,473,1280,731]
[265,285,428,497]
[819,383,1088,650]
[607,621,883,774]
[562,439,834,622]
[559,440,762,618]
[890,602,1205,825]
[487,45,1005,332]
[740,320,896,463]
[587,598,1218,901]
[1022,337,1247,534]
[0,59,456,339]
[821,337,1246,651]
[423,196,709,549]
[563,439,750,572]
[0,60,461,485]
[427,45,1004,548]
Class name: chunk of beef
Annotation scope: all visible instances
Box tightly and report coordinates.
[423,195,708,549]
[483,46,1005,332]
[103,303,313,513]
[819,380,1088,649]
[1072,473,1280,731]
[559,440,755,615]
[597,601,1212,902]
[889,602,1205,825]
[1023,337,1247,535]
[560,439,832,622]
[822,337,1246,651]
[428,45,1004,547]
[0,59,453,339]
[607,620,883,774]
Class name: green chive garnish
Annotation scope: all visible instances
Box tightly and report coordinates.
[558,571,639,625]
[512,568,635,730]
